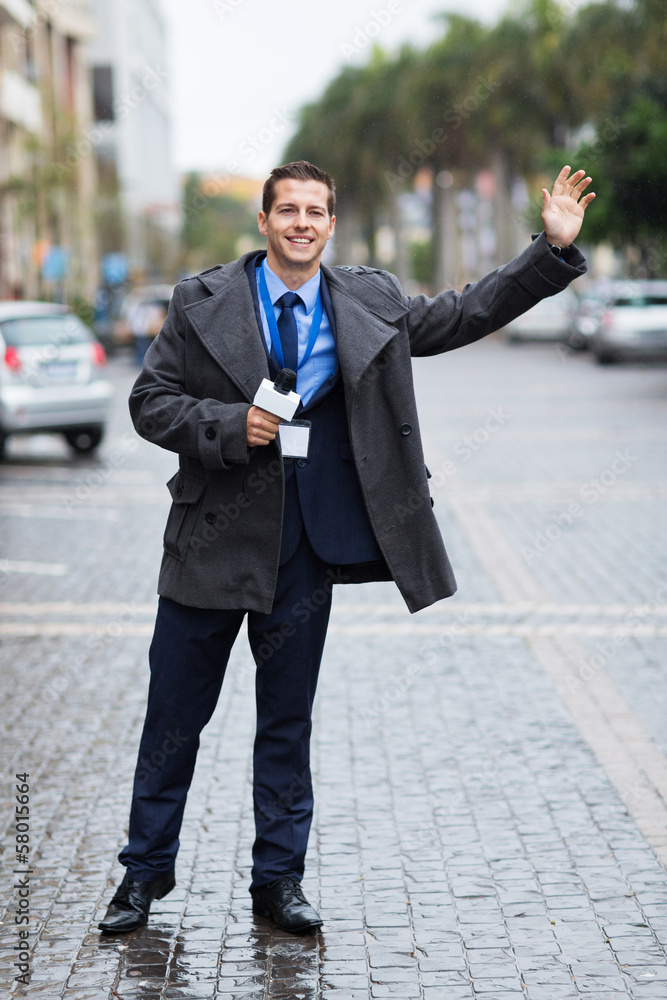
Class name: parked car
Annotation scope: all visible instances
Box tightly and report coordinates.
[504,288,578,343]
[566,293,608,350]
[0,301,114,458]
[591,281,667,364]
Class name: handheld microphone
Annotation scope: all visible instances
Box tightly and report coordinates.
[253,367,301,421]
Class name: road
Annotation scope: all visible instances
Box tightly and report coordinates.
[1,336,666,999]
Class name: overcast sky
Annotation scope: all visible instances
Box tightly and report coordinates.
[162,0,511,178]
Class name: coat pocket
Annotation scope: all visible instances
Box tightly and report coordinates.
[163,471,207,562]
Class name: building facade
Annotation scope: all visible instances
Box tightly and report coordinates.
[0,0,98,301]
[88,0,179,281]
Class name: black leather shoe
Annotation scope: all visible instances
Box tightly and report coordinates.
[98,869,175,933]
[252,876,322,933]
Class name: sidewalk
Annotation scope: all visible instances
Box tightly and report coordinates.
[1,340,666,999]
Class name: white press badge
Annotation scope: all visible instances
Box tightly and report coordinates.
[279,419,311,459]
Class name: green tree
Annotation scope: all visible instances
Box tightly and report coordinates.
[566,0,667,274]
[401,15,489,286]
[574,88,667,275]
[285,47,415,267]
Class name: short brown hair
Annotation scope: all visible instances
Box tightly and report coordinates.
[262,160,336,217]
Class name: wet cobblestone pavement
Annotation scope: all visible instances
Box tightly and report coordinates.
[1,337,667,998]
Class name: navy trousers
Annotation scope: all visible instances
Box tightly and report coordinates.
[118,525,333,891]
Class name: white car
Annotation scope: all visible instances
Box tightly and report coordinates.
[504,288,578,342]
[591,281,667,364]
[0,301,114,457]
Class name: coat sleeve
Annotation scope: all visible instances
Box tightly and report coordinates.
[401,232,586,357]
[129,283,251,469]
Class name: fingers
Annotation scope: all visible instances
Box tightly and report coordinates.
[572,175,595,210]
[555,166,585,188]
[247,406,281,446]
[572,174,593,195]
[552,164,573,192]
[554,166,595,204]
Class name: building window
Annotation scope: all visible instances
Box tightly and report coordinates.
[93,65,115,121]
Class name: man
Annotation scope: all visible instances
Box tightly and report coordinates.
[99,160,594,935]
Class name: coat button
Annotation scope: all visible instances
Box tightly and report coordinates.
[400,423,412,436]
[176,483,184,497]
[296,458,306,468]
[205,512,216,524]
[205,426,216,440]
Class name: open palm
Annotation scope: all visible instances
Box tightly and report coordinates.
[542,166,596,247]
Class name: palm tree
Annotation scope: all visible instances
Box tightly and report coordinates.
[392,16,487,287]
[285,47,415,270]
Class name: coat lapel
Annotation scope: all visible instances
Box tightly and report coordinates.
[183,254,269,402]
[323,265,409,396]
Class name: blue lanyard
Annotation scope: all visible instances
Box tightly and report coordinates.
[258,265,324,371]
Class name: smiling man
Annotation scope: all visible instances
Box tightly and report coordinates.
[259,175,335,275]
[99,160,594,936]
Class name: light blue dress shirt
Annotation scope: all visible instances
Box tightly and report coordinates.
[256,258,337,407]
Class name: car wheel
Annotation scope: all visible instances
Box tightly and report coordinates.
[64,426,104,454]
[594,350,618,365]
[567,331,589,351]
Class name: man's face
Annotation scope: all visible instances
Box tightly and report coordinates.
[258,178,335,278]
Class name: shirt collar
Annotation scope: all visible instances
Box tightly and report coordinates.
[261,258,321,316]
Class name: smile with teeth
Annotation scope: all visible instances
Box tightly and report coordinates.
[288,236,313,244]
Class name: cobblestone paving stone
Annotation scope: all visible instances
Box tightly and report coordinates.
[1,341,666,998]
[586,638,667,757]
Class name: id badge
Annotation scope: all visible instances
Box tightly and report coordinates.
[279,419,311,458]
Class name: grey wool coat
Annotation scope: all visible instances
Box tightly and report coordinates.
[129,233,586,614]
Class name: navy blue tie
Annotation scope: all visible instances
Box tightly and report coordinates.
[277,292,302,371]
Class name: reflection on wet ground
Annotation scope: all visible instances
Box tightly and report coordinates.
[105,915,322,999]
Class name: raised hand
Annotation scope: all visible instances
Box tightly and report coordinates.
[541,166,596,248]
